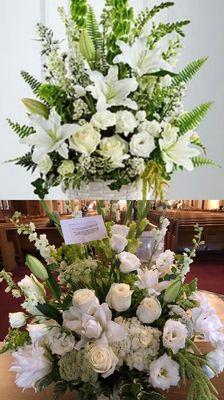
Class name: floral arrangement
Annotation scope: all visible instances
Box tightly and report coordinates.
[8,0,216,199]
[1,202,224,400]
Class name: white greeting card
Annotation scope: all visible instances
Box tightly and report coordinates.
[60,215,108,244]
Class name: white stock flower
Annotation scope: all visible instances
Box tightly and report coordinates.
[46,327,76,356]
[115,111,138,136]
[130,132,156,158]
[87,66,138,111]
[191,302,223,346]
[203,349,224,379]
[10,345,52,390]
[57,160,75,176]
[18,275,46,315]
[140,120,162,138]
[111,225,129,238]
[110,234,128,253]
[136,297,162,324]
[38,154,53,175]
[135,268,170,297]
[91,111,116,130]
[149,353,180,390]
[114,37,171,77]
[159,124,200,173]
[106,283,133,312]
[88,345,118,378]
[163,320,188,354]
[25,108,78,162]
[9,312,27,329]
[99,134,129,168]
[118,252,141,274]
[156,250,175,275]
[69,123,101,155]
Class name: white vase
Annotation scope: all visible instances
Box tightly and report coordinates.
[63,180,152,200]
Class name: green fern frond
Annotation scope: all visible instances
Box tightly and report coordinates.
[192,156,219,168]
[12,153,37,172]
[191,136,206,154]
[21,71,41,96]
[172,57,208,86]
[87,6,103,53]
[176,102,212,133]
[133,2,174,37]
[149,20,190,47]
[7,119,35,138]
[70,0,88,29]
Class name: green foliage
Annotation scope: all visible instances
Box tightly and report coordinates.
[149,20,190,47]
[70,0,88,29]
[36,303,63,325]
[172,57,208,86]
[176,102,212,134]
[14,153,37,172]
[87,6,103,54]
[21,70,41,96]
[0,329,30,354]
[7,119,35,139]
[53,381,68,400]
[32,178,49,199]
[133,2,174,37]
[35,372,56,393]
[40,200,63,237]
[38,83,73,122]
[192,156,219,168]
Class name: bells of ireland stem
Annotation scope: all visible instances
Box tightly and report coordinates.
[26,255,49,281]
[164,276,182,303]
[79,29,96,62]
[22,98,49,119]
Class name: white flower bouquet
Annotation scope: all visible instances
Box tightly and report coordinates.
[1,202,224,400]
[8,0,215,199]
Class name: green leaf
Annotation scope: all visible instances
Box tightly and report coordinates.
[39,200,63,237]
[134,2,175,37]
[192,156,220,168]
[21,71,41,96]
[70,0,88,29]
[46,270,61,300]
[32,178,49,199]
[87,6,103,53]
[53,381,68,400]
[35,372,55,393]
[172,57,208,86]
[7,119,35,139]
[176,102,212,133]
[36,303,63,325]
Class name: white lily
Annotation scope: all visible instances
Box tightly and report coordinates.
[86,66,138,111]
[159,124,200,173]
[135,268,170,297]
[25,108,78,163]
[114,37,171,77]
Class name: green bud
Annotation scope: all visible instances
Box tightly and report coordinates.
[79,29,96,62]
[26,255,49,281]
[164,276,182,303]
[22,98,49,119]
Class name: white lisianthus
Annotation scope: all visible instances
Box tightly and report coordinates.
[136,297,162,324]
[106,283,133,312]
[203,349,224,379]
[159,124,200,172]
[72,289,100,314]
[149,353,180,390]
[57,160,75,176]
[156,250,175,275]
[10,345,52,390]
[115,111,138,136]
[110,234,128,253]
[140,120,162,138]
[111,225,129,238]
[38,155,53,175]
[118,252,141,274]
[9,312,27,329]
[88,345,118,378]
[163,319,188,354]
[191,303,223,344]
[136,110,146,123]
[135,268,170,297]
[91,111,116,130]
[99,134,129,168]
[69,123,101,155]
[47,327,76,356]
[130,132,156,158]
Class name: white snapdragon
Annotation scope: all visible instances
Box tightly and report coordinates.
[115,111,138,136]
[99,135,129,168]
[106,283,133,312]
[111,225,129,238]
[130,132,156,158]
[110,234,128,253]
[88,345,118,378]
[118,252,141,274]
[163,319,188,354]
[9,312,27,329]
[137,297,162,324]
[149,353,180,390]
[91,111,116,130]
[203,349,224,379]
[156,250,175,275]
[140,120,162,138]
[69,123,101,155]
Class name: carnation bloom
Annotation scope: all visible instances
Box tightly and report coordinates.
[149,353,180,390]
[130,131,156,158]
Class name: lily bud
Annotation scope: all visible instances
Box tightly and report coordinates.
[79,29,96,62]
[164,276,182,303]
[26,255,49,281]
[22,98,49,119]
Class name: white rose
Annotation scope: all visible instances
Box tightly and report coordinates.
[38,155,52,175]
[118,252,141,274]
[149,353,180,390]
[106,283,133,312]
[130,132,156,158]
[116,111,138,136]
[73,289,100,314]
[163,319,188,354]
[136,110,146,122]
[9,312,27,329]
[136,297,162,324]
[140,120,162,138]
[110,234,128,253]
[57,160,75,176]
[10,345,52,390]
[88,345,118,378]
[156,250,175,275]
[69,123,101,155]
[81,314,103,339]
[99,134,129,168]
[111,224,129,238]
[91,111,116,130]
[203,349,224,379]
[47,327,76,356]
